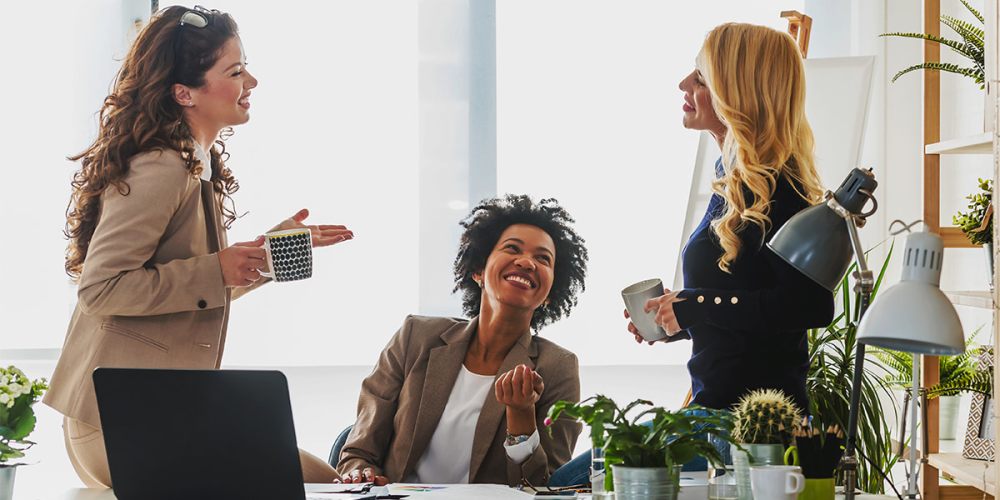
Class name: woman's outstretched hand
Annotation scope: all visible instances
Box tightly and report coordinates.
[277,208,354,248]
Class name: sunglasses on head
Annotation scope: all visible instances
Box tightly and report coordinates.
[178,5,219,28]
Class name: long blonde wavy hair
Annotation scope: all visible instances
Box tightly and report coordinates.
[698,23,825,272]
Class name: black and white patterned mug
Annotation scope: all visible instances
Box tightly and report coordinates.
[260,228,313,282]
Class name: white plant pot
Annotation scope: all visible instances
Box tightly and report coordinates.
[732,443,785,500]
[985,242,995,292]
[938,395,961,441]
[0,466,15,500]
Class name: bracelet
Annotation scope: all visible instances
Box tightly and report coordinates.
[505,432,531,446]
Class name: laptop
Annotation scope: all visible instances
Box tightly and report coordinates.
[93,368,307,500]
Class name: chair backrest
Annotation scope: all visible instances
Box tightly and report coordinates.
[328,424,355,467]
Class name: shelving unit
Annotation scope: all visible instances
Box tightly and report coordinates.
[919,1,999,500]
[944,291,995,310]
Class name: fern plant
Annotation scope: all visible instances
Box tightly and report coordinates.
[873,326,992,399]
[880,0,985,89]
[807,242,898,494]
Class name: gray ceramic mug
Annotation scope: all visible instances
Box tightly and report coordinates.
[622,278,668,342]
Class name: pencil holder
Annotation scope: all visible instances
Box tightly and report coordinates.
[799,477,834,500]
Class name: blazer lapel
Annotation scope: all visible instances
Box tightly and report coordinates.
[199,180,223,253]
[402,319,477,477]
[467,330,538,482]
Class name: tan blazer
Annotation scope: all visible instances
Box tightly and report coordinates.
[338,315,582,487]
[44,149,265,429]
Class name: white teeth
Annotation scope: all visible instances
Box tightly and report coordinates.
[505,275,533,288]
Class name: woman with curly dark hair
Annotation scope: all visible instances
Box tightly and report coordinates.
[43,5,351,487]
[337,194,588,487]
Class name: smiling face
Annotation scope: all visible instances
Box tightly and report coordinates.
[180,36,258,132]
[474,224,556,316]
[677,54,726,136]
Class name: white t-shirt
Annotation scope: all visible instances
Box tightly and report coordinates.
[406,365,540,483]
[194,143,212,181]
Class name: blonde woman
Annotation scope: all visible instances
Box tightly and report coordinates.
[624,23,834,412]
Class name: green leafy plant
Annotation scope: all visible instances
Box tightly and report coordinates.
[807,243,899,494]
[880,0,985,89]
[731,389,803,445]
[0,366,48,465]
[874,326,992,399]
[952,178,993,246]
[548,396,736,469]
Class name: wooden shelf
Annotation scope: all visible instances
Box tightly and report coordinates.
[945,291,996,309]
[942,227,982,249]
[926,133,993,155]
[928,453,996,495]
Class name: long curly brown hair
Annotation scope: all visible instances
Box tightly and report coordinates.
[65,6,242,279]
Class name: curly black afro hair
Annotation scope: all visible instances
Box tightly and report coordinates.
[453,194,588,331]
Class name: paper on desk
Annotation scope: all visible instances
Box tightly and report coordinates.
[388,483,532,498]
[305,483,373,493]
[304,482,376,499]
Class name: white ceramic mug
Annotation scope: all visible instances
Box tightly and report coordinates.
[750,465,805,500]
[621,279,668,342]
[260,228,313,283]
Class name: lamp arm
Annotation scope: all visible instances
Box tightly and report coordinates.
[843,217,875,500]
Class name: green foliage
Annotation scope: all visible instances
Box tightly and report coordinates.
[806,243,899,494]
[731,389,803,445]
[952,178,993,246]
[881,0,985,89]
[0,365,48,464]
[873,326,992,399]
[547,396,737,471]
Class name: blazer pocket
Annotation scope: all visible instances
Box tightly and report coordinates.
[101,320,170,353]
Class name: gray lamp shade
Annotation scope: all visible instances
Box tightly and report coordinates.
[856,231,964,355]
[767,203,854,291]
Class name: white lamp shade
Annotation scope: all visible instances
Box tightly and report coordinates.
[856,230,964,355]
[856,281,964,355]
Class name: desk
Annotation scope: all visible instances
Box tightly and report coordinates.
[51,486,898,500]
[51,484,534,499]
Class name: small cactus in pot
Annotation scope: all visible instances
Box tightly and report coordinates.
[730,389,804,500]
[732,388,803,445]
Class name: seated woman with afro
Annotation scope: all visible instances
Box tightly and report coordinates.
[337,194,589,487]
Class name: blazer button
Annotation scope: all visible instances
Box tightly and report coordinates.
[197,299,207,309]
[731,297,739,304]
[697,296,705,303]
[714,297,722,305]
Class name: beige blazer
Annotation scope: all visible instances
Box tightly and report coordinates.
[338,315,582,487]
[44,149,265,429]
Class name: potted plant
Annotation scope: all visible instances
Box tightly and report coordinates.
[807,247,899,494]
[730,389,802,500]
[0,365,48,500]
[874,327,992,440]
[953,178,994,290]
[548,395,736,500]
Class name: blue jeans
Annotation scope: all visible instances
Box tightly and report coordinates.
[547,412,731,487]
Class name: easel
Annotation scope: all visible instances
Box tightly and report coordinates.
[781,10,813,58]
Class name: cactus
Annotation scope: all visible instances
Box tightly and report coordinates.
[731,389,802,445]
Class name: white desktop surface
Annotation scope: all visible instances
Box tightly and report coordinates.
[50,487,899,500]
[51,483,535,499]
